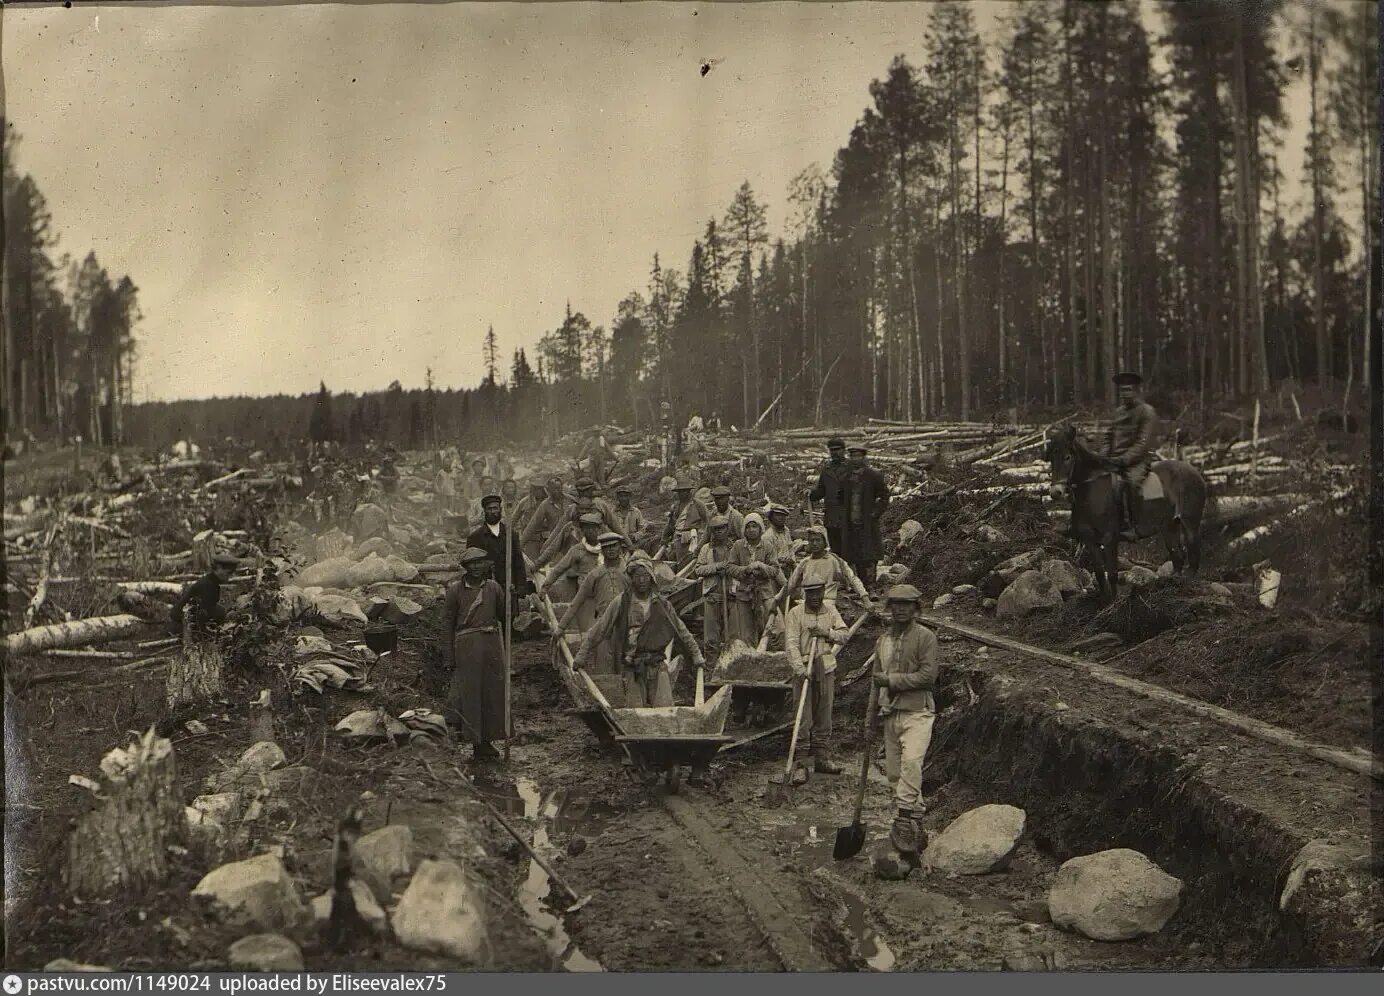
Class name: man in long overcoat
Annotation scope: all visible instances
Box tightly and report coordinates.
[841,443,891,586]
[808,437,850,558]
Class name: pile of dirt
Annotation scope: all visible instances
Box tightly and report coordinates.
[714,649,791,683]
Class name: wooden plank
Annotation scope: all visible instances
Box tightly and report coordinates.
[915,611,1382,782]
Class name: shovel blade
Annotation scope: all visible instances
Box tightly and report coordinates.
[833,823,865,861]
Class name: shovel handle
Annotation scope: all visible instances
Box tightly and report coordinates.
[783,637,816,779]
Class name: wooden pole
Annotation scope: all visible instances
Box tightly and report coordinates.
[503,519,513,763]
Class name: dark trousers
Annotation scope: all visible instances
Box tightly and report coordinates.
[826,525,847,558]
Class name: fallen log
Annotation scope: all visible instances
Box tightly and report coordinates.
[65,729,182,898]
[6,615,145,657]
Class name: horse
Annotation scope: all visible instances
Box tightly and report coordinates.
[1042,425,1210,601]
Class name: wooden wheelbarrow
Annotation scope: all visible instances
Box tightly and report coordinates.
[609,686,734,794]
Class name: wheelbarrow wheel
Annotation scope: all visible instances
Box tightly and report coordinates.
[666,765,682,795]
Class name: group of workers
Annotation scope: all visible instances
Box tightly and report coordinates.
[434,439,936,862]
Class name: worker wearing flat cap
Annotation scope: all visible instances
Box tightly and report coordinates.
[441,547,510,761]
[694,515,737,654]
[520,475,569,562]
[575,553,705,711]
[465,492,532,613]
[867,584,940,863]
[167,551,240,636]
[664,475,711,566]
[1105,371,1160,541]
[558,531,631,640]
[808,437,851,559]
[784,580,851,774]
[533,476,632,570]
[761,503,796,571]
[841,442,891,587]
[539,511,606,603]
[513,479,547,537]
[702,485,744,543]
[610,482,648,550]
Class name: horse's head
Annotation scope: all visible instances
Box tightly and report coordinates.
[1043,424,1082,502]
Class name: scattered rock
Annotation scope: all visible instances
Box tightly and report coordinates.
[898,520,924,545]
[1001,944,1064,971]
[391,860,488,963]
[1048,848,1182,941]
[44,959,111,972]
[311,880,388,934]
[1157,561,1175,578]
[185,720,210,736]
[1119,566,1159,588]
[951,583,978,596]
[335,709,409,743]
[567,835,588,857]
[994,549,1045,580]
[982,598,998,611]
[227,933,304,971]
[1209,582,1232,597]
[190,792,241,826]
[1278,838,1372,912]
[204,742,287,793]
[353,824,414,903]
[1040,559,1083,598]
[192,853,308,931]
[925,804,1026,875]
[932,593,954,609]
[871,844,913,881]
[976,524,1010,543]
[996,570,1063,620]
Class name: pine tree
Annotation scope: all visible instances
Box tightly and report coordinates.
[308,381,335,443]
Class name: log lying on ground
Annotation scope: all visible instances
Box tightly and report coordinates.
[64,728,182,897]
[5,614,145,656]
[117,589,173,624]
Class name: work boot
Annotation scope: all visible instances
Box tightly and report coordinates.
[1119,488,1141,542]
[812,742,844,775]
[890,810,920,858]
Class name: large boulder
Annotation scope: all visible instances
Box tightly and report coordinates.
[227,934,304,971]
[353,824,415,902]
[898,520,924,546]
[192,853,308,931]
[1278,838,1373,912]
[1040,559,1084,598]
[391,860,488,963]
[352,504,389,540]
[351,537,395,562]
[924,804,1026,875]
[1047,849,1183,941]
[1119,566,1159,588]
[996,570,1063,621]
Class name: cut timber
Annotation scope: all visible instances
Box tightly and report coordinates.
[167,627,225,709]
[915,612,1383,781]
[117,589,173,624]
[116,581,185,597]
[5,614,144,657]
[64,728,182,898]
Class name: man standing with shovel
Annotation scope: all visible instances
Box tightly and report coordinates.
[867,584,940,865]
[784,581,850,775]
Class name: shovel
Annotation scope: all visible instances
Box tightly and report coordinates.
[834,689,878,860]
[764,636,816,808]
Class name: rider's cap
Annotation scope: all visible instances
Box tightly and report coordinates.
[1112,371,1143,387]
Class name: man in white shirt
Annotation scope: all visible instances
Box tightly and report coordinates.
[784,580,851,774]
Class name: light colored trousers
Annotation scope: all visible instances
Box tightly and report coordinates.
[883,709,936,810]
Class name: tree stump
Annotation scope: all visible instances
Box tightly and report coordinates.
[191,530,218,573]
[64,728,182,898]
[167,623,225,709]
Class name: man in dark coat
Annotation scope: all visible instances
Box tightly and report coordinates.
[808,437,850,559]
[167,552,240,636]
[841,443,890,587]
[1105,371,1160,541]
[465,495,534,626]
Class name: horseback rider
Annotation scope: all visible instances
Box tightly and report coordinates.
[1105,371,1159,542]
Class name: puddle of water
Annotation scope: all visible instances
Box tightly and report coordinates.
[841,891,897,972]
[484,776,605,973]
[960,894,1016,917]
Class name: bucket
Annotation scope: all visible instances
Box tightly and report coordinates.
[364,624,398,655]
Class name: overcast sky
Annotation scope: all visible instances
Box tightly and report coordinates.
[5,2,1324,402]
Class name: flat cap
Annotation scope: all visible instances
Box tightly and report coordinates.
[827,437,846,449]
[767,504,789,516]
[578,512,604,526]
[673,479,694,491]
[626,554,655,577]
[801,579,826,591]
[1112,371,1143,386]
[481,493,502,506]
[615,483,634,494]
[708,515,731,528]
[847,443,867,454]
[598,531,624,545]
[805,524,828,539]
[460,547,490,564]
[884,584,923,603]
[710,485,732,497]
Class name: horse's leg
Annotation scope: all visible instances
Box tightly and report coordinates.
[1163,520,1185,574]
[1184,517,1202,576]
